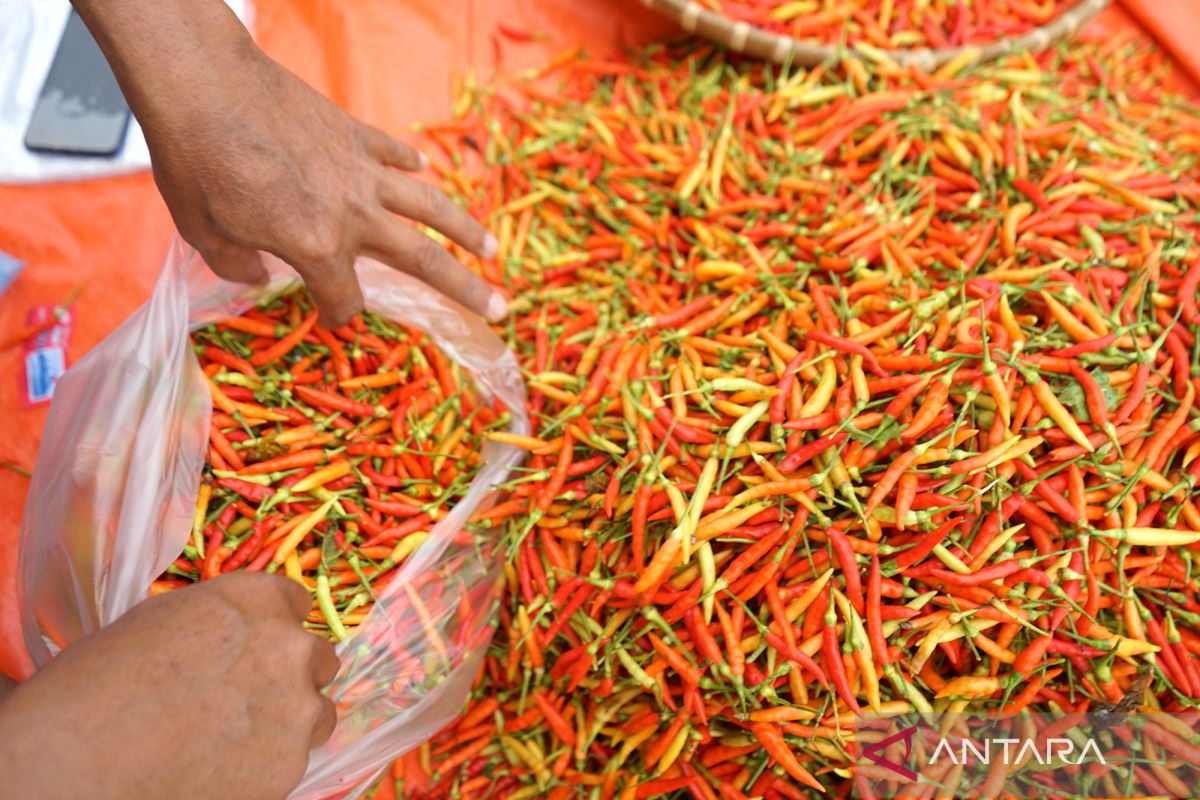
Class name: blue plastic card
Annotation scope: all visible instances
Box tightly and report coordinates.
[0,251,25,297]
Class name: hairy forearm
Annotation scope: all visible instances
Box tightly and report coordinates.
[72,0,501,327]
[69,1,256,135]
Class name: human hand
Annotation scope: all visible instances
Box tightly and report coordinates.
[0,572,338,800]
[73,1,503,328]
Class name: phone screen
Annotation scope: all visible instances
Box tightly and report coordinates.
[24,11,131,157]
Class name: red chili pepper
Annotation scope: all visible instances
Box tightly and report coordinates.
[293,385,377,418]
[685,608,725,666]
[770,354,805,425]
[763,630,828,689]
[892,518,960,571]
[361,514,433,549]
[215,477,270,503]
[866,554,888,667]
[826,526,863,614]
[822,589,860,714]
[1051,333,1118,357]
[249,309,319,366]
[648,631,704,686]
[750,723,824,792]
[238,449,326,476]
[652,406,717,444]
[536,430,574,511]
[531,691,576,746]
[779,431,846,473]
[805,329,886,377]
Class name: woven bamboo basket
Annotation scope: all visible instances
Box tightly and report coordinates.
[639,0,1109,70]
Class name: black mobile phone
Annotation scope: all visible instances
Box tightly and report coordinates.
[24,10,131,157]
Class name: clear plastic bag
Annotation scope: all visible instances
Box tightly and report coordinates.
[16,238,528,798]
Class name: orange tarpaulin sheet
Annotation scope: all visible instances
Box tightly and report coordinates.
[0,0,1195,680]
[1121,0,1200,90]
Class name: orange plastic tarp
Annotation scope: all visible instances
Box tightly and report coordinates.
[0,0,1195,680]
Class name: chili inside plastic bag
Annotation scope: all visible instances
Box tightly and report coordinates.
[15,238,529,798]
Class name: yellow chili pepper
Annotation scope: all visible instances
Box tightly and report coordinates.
[192,482,212,558]
[935,676,1002,699]
[272,499,336,566]
[1101,528,1200,547]
[316,573,348,642]
[1032,381,1094,452]
[798,358,837,417]
[291,460,352,494]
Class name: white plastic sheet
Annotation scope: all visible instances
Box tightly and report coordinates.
[16,238,528,798]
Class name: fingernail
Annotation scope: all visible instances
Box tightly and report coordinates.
[482,233,499,259]
[487,292,508,321]
[418,151,430,169]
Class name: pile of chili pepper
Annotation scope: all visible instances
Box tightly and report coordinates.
[702,0,1085,50]
[153,287,498,642]
[356,26,1200,800]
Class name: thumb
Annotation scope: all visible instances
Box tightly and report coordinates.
[199,240,270,286]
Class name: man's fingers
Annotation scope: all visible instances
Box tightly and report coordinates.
[377,169,497,259]
[292,255,364,330]
[311,637,340,688]
[210,572,312,621]
[309,693,338,749]
[360,124,426,172]
[270,574,315,621]
[363,214,507,322]
[200,241,269,286]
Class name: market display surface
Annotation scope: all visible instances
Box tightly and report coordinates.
[694,0,1085,49]
[351,25,1200,800]
[155,286,498,642]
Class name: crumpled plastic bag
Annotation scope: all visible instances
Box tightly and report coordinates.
[15,237,528,798]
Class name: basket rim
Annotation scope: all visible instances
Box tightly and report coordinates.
[639,0,1111,69]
